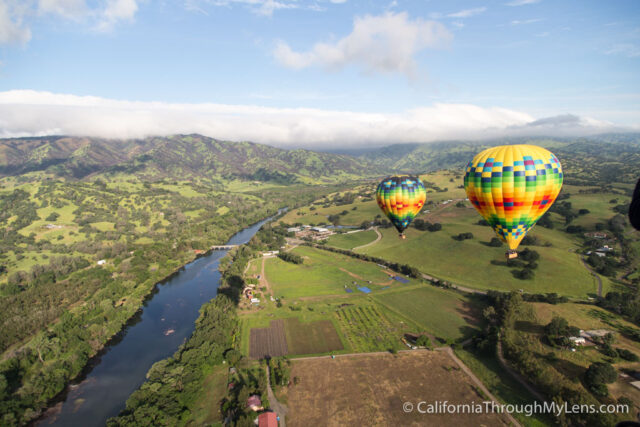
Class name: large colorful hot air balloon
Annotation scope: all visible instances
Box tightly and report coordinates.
[376,175,427,238]
[463,145,563,258]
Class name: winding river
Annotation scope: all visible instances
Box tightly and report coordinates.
[39,214,277,426]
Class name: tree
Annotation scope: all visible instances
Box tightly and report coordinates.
[585,362,617,396]
[488,237,502,247]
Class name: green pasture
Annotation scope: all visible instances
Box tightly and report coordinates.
[358,207,601,297]
[280,198,380,226]
[373,285,484,342]
[264,245,413,299]
[325,230,377,250]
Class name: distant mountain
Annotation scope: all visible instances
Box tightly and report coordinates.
[357,134,640,186]
[0,135,375,183]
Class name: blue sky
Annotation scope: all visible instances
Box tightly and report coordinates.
[0,0,638,147]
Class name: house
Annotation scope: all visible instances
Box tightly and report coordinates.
[251,298,260,304]
[246,395,263,412]
[97,260,106,265]
[258,412,278,427]
[596,245,613,253]
[287,227,301,233]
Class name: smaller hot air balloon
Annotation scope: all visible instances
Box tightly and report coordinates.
[464,144,563,259]
[376,175,427,239]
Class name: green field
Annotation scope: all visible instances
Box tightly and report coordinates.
[264,245,414,299]
[358,208,602,297]
[373,286,483,342]
[325,229,377,250]
[334,303,403,352]
[284,318,344,355]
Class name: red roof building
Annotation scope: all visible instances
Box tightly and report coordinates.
[258,412,278,427]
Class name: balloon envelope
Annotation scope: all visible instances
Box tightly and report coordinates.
[376,175,427,234]
[463,145,563,251]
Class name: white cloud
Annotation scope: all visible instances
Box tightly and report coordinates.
[447,7,486,18]
[273,12,452,76]
[510,18,541,25]
[605,43,640,58]
[0,90,628,148]
[38,0,88,20]
[505,0,540,6]
[95,0,139,31]
[188,0,299,17]
[0,0,32,45]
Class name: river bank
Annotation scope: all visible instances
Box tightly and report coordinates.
[36,212,281,426]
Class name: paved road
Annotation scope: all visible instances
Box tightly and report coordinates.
[265,365,288,427]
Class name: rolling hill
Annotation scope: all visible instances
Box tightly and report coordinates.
[0,134,376,183]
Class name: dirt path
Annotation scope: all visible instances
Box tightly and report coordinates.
[579,255,603,297]
[436,346,521,427]
[496,339,546,402]
[352,227,381,251]
[265,365,288,427]
[259,256,272,294]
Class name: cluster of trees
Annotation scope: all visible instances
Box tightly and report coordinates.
[277,252,303,264]
[308,244,422,279]
[452,232,473,241]
[268,357,291,387]
[6,256,90,290]
[587,252,619,277]
[597,289,640,331]
[521,292,568,304]
[412,219,442,232]
[543,316,580,346]
[489,248,540,280]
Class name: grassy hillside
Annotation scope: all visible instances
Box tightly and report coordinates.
[358,134,640,185]
[0,134,376,183]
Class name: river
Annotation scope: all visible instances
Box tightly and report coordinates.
[39,214,277,426]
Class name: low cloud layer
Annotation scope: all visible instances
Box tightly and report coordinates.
[0,90,628,148]
[274,12,452,76]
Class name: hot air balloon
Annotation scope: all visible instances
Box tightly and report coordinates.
[463,145,563,259]
[376,175,427,239]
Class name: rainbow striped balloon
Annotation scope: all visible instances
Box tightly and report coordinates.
[376,175,427,236]
[463,145,563,252]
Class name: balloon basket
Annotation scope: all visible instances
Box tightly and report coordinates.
[506,250,518,259]
[399,234,406,240]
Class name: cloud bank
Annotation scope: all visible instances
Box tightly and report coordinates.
[274,12,452,76]
[0,90,627,148]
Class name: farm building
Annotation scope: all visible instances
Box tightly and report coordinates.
[247,395,263,412]
[287,227,301,233]
[97,260,106,265]
[258,411,278,427]
[251,298,260,304]
[262,251,280,256]
[294,225,334,241]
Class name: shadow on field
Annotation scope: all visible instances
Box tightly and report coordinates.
[513,320,544,334]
